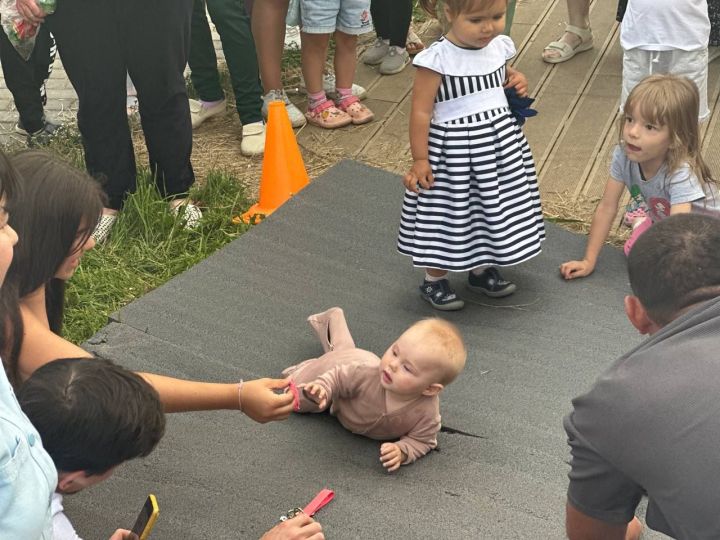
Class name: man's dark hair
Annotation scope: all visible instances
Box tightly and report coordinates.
[18,357,165,475]
[628,214,720,325]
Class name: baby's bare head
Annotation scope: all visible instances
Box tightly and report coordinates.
[404,318,467,385]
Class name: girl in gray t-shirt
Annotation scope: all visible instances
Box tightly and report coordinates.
[560,74,720,280]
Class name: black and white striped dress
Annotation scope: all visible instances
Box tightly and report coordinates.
[397,36,545,271]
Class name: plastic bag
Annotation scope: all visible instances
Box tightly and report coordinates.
[0,0,56,60]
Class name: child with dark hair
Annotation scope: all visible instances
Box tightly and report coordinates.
[18,357,166,540]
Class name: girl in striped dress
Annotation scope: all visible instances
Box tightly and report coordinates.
[398,0,545,311]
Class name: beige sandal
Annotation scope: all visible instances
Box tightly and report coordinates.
[305,100,352,129]
[336,96,374,125]
[542,25,593,64]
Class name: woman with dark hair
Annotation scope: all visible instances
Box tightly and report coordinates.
[2,151,295,422]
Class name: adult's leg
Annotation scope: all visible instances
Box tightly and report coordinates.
[251,0,289,92]
[542,0,591,62]
[207,0,263,124]
[45,0,134,210]
[385,0,412,47]
[369,0,390,40]
[32,26,55,108]
[0,27,46,132]
[189,0,225,103]
[123,0,195,199]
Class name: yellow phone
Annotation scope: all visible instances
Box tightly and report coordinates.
[130,494,159,540]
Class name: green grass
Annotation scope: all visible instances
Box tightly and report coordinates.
[63,170,252,344]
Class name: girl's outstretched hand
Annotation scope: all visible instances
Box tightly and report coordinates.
[559,259,595,280]
[240,378,295,423]
[504,67,528,97]
[403,160,434,193]
[380,442,406,472]
[302,383,328,409]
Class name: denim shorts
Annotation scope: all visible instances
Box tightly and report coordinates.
[621,47,709,121]
[300,0,373,35]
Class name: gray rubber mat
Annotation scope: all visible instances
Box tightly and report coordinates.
[67,160,645,539]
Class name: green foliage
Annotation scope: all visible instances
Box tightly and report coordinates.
[63,170,252,344]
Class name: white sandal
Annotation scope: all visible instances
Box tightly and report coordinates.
[542,25,593,64]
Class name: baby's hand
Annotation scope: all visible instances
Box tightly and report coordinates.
[403,160,434,193]
[303,383,328,409]
[559,259,595,280]
[380,442,406,473]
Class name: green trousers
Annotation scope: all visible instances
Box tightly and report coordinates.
[189,0,263,125]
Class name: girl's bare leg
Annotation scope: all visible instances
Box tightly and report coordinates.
[333,31,357,90]
[300,32,331,95]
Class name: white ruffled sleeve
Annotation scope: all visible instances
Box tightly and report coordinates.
[494,34,516,61]
[412,41,445,74]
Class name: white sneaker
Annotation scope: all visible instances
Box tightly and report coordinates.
[241,121,266,157]
[189,98,226,129]
[93,214,117,243]
[170,200,203,228]
[262,89,306,128]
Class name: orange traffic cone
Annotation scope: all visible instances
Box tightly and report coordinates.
[240,101,310,224]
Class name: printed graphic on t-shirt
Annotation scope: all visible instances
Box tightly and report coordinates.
[648,197,671,221]
[360,10,371,27]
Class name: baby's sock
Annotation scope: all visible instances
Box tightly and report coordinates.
[308,91,328,110]
[470,265,489,276]
[424,271,446,282]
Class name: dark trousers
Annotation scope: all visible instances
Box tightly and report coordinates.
[189,0,263,125]
[45,0,195,210]
[370,0,412,48]
[0,25,54,133]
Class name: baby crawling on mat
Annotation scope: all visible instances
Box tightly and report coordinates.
[282,307,466,472]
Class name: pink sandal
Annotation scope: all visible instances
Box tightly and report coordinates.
[305,100,352,129]
[335,95,374,125]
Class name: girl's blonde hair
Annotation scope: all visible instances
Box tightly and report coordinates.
[620,74,716,188]
[420,0,507,18]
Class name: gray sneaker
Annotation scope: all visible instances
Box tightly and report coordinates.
[361,38,390,65]
[379,46,410,75]
[262,88,307,128]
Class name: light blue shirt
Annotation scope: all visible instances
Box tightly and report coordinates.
[0,360,57,539]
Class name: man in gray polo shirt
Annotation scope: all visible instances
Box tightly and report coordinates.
[564,213,720,540]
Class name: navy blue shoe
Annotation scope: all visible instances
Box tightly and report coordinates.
[468,267,516,298]
[419,279,465,311]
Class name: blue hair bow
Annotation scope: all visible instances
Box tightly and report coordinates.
[504,87,537,126]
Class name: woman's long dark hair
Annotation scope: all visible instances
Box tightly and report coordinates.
[0,152,20,384]
[1,150,104,386]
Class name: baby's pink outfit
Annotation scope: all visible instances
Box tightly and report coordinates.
[282,308,440,464]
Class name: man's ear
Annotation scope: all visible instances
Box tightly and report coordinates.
[56,470,86,492]
[422,383,444,397]
[624,295,660,335]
